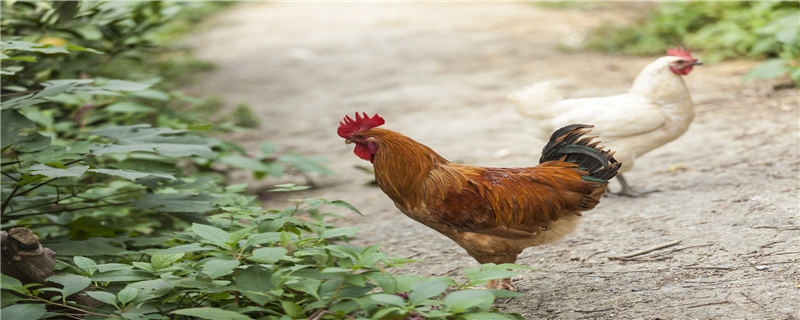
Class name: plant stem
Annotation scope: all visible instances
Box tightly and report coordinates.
[15,178,58,198]
[27,296,119,318]
[2,171,20,181]
[1,184,22,215]
[4,202,128,218]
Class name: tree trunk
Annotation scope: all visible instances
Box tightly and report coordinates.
[1,227,102,308]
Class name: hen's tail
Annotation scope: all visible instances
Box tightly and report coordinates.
[540,124,620,184]
[508,81,564,118]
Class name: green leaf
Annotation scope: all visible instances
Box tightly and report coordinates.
[90,143,215,158]
[202,259,240,279]
[259,142,276,156]
[30,164,88,178]
[152,243,213,255]
[1,109,40,148]
[47,274,91,298]
[126,279,174,302]
[409,278,449,304]
[278,154,333,175]
[131,89,170,101]
[132,262,154,273]
[1,274,25,293]
[64,44,104,54]
[248,247,287,264]
[1,303,46,320]
[744,58,790,81]
[73,256,98,275]
[117,287,139,304]
[86,291,117,305]
[88,168,175,181]
[461,312,517,320]
[243,232,282,248]
[172,307,251,320]
[330,200,362,215]
[150,253,184,270]
[286,278,321,300]
[105,101,157,113]
[320,227,361,239]
[191,223,231,248]
[91,270,152,282]
[369,293,406,307]
[268,183,310,192]
[235,265,274,306]
[444,290,494,313]
[133,193,215,213]
[280,300,305,318]
[219,155,283,177]
[48,238,133,256]
[464,269,518,284]
[0,40,68,54]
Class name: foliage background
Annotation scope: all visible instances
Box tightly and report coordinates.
[1,1,524,319]
[584,1,800,86]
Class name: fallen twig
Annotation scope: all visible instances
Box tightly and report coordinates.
[573,307,613,313]
[772,250,800,256]
[608,240,682,260]
[687,300,731,308]
[583,250,608,261]
[555,268,668,274]
[753,225,800,231]
[683,266,735,270]
[752,259,799,266]
[739,291,763,309]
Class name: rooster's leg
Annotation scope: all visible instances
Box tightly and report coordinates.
[610,174,659,197]
[477,254,520,291]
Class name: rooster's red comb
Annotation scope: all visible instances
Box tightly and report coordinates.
[667,47,693,58]
[337,112,385,138]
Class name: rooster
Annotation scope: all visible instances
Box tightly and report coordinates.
[338,113,620,290]
[509,48,701,197]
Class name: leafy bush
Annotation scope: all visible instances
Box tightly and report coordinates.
[587,2,800,86]
[2,196,525,319]
[2,1,525,319]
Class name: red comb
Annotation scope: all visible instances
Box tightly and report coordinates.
[667,47,693,58]
[337,112,385,138]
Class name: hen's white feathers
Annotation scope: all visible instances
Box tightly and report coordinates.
[510,56,696,172]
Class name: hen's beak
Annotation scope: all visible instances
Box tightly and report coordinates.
[345,139,354,145]
[693,61,703,66]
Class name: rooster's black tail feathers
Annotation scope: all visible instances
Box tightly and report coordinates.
[540,124,621,183]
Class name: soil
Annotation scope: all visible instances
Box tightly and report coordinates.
[185,3,800,319]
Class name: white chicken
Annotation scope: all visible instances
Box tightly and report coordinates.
[509,48,702,197]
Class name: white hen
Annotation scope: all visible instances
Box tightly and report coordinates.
[509,48,702,196]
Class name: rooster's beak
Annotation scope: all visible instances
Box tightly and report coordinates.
[693,61,703,66]
[345,139,354,145]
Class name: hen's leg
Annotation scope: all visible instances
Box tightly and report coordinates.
[609,174,659,197]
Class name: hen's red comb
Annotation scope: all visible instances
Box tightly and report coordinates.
[667,47,693,58]
[337,112,385,138]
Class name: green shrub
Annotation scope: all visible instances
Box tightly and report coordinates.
[587,2,799,86]
[1,2,525,319]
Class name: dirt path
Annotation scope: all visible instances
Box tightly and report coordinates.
[186,3,799,319]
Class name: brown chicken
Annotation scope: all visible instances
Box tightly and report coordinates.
[338,113,620,290]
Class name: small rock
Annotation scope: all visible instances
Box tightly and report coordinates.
[755,265,769,271]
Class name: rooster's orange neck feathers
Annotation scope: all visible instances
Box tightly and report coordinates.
[360,128,448,207]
